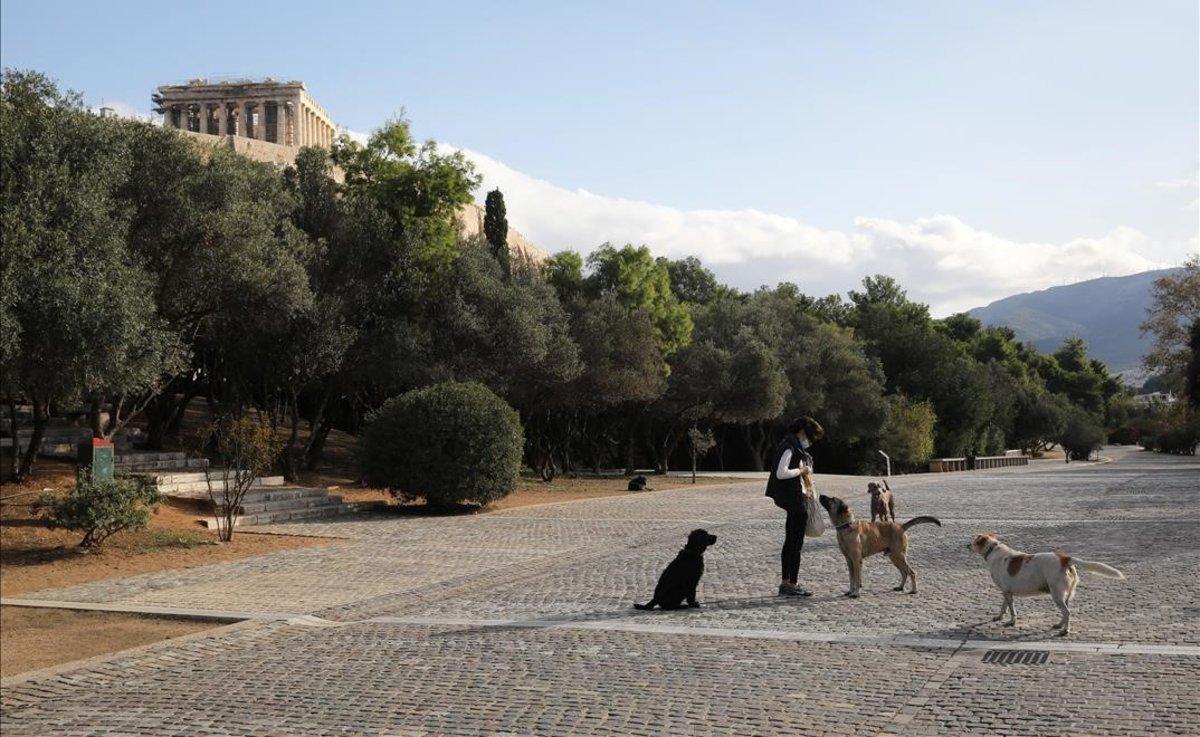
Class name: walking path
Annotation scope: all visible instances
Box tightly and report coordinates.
[3,446,1197,735]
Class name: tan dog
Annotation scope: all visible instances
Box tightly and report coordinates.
[819,494,941,597]
[867,479,895,522]
[970,533,1125,636]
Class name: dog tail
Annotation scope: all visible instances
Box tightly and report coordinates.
[901,515,941,531]
[1073,559,1126,579]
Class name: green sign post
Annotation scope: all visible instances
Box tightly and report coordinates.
[78,438,115,482]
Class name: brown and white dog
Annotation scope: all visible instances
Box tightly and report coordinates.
[969,533,1126,636]
[819,494,941,598]
[867,479,895,522]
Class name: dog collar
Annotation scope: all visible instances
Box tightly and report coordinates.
[836,522,854,531]
[982,542,999,561]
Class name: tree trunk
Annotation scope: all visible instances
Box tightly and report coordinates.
[300,389,331,470]
[303,417,333,471]
[714,425,726,471]
[741,424,765,472]
[7,398,21,480]
[280,393,301,482]
[165,387,200,439]
[657,429,681,475]
[753,423,771,470]
[89,396,104,439]
[17,397,45,480]
[622,414,638,476]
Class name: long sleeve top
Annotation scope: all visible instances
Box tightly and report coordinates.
[775,448,811,480]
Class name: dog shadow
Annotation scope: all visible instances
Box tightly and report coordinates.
[426,592,856,640]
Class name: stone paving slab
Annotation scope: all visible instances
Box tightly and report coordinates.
[3,621,1196,736]
[2,446,1197,735]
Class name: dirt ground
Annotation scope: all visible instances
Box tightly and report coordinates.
[0,606,217,677]
[328,474,742,512]
[0,460,331,598]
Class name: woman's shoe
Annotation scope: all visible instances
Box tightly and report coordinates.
[778,584,812,597]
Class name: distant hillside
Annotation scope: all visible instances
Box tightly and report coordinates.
[967,268,1182,377]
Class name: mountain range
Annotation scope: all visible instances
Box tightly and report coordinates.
[967,268,1181,379]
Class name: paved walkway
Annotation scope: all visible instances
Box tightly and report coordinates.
[2,447,1197,735]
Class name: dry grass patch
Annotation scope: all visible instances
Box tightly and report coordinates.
[0,606,218,677]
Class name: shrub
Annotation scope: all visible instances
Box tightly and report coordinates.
[36,469,160,548]
[878,394,936,469]
[199,413,283,541]
[360,381,523,506]
[1058,407,1106,461]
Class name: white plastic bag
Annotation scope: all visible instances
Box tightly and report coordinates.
[804,481,825,537]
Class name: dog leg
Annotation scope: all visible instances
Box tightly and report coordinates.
[1051,585,1071,636]
[687,587,700,608]
[1003,593,1017,626]
[993,596,1008,622]
[845,559,860,598]
[890,553,907,592]
[634,598,658,611]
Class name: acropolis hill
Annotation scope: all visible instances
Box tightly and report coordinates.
[156,77,546,264]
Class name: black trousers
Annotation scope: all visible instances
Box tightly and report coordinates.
[775,495,808,582]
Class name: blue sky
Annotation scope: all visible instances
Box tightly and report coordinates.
[3,1,1196,313]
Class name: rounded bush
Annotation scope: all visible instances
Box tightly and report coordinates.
[1058,407,1106,461]
[360,381,523,506]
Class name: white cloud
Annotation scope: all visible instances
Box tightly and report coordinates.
[452,146,1167,315]
[1153,176,1197,190]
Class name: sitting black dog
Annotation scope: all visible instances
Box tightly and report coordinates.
[634,528,718,610]
[628,475,651,491]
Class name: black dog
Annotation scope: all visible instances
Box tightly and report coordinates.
[634,529,718,610]
[628,475,651,491]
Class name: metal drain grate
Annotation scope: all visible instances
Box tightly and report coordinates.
[982,650,1049,665]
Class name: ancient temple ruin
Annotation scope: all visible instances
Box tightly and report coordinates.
[156,78,336,148]
[155,77,546,263]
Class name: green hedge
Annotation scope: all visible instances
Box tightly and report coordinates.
[359,381,523,506]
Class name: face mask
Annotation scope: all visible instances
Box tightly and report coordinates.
[799,438,811,450]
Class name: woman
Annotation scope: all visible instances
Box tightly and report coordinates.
[764,416,825,596]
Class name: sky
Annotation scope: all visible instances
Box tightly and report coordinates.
[3,0,1197,314]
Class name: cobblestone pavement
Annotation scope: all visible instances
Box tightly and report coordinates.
[3,446,1198,735]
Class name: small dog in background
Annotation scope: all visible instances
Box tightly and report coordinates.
[970,533,1125,637]
[634,529,718,610]
[628,475,652,491]
[868,479,895,522]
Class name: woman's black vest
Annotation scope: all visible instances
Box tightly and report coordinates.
[765,437,812,501]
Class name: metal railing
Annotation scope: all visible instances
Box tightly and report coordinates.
[928,454,1029,472]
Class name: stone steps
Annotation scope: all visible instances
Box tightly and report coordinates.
[233,492,346,516]
[115,457,210,472]
[136,470,287,499]
[114,451,211,473]
[202,488,368,528]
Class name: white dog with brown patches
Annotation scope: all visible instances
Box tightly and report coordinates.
[969,533,1125,636]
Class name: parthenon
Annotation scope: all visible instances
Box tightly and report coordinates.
[156,78,336,148]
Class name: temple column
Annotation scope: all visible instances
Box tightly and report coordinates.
[243,102,254,139]
[271,101,281,144]
[284,101,294,145]
[217,103,228,136]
